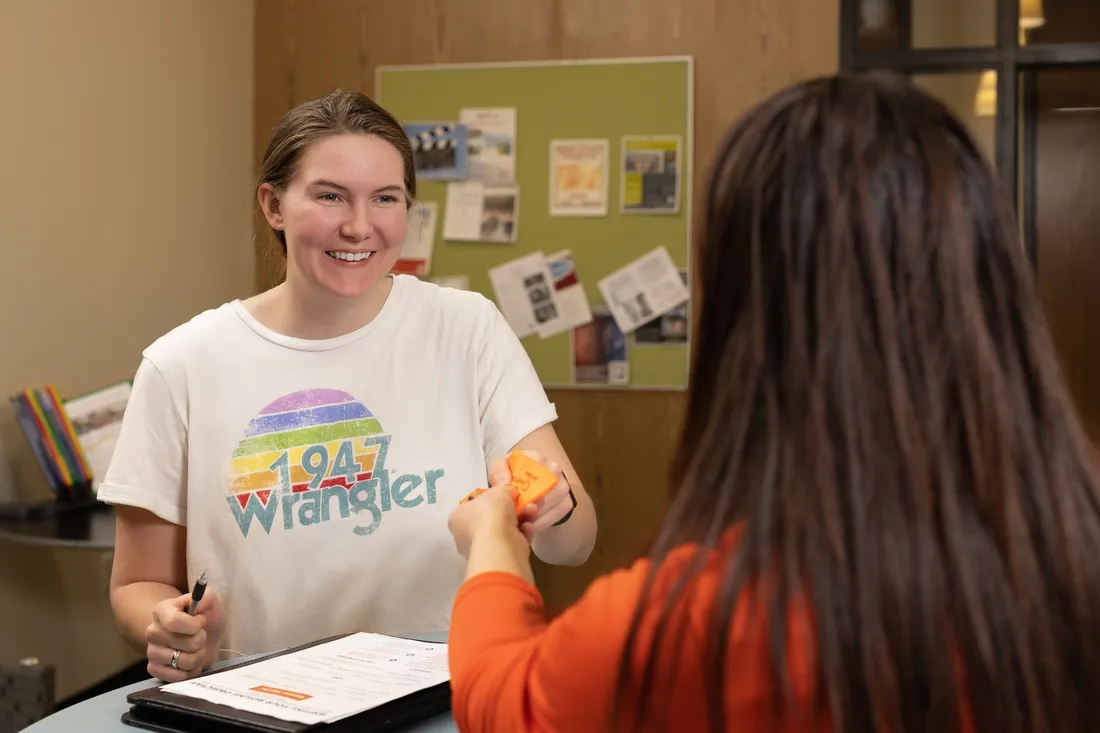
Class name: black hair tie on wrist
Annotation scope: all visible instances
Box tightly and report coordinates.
[552,475,577,526]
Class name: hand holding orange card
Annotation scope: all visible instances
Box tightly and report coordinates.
[458,450,559,515]
[506,451,558,510]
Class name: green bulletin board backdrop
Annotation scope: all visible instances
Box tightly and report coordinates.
[376,57,693,390]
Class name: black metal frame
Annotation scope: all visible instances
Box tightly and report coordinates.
[840,0,1100,264]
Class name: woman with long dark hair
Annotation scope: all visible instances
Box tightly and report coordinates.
[445,70,1100,732]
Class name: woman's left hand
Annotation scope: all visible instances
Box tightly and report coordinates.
[487,450,574,533]
[447,484,538,559]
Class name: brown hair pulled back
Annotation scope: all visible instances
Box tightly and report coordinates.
[256,89,415,256]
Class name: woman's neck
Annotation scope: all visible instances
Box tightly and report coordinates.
[243,276,394,340]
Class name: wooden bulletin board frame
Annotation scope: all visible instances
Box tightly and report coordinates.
[376,56,693,391]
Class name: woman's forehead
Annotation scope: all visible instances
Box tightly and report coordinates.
[296,133,405,186]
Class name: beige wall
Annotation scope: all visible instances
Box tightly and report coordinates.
[0,0,255,699]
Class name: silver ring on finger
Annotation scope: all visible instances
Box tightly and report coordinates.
[171,649,181,670]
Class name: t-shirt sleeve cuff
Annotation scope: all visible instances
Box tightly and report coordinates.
[97,483,186,526]
[485,403,559,461]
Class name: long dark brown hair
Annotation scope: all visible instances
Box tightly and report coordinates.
[617,71,1100,732]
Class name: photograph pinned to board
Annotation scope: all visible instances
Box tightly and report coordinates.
[546,250,594,333]
[430,274,469,290]
[620,135,682,214]
[549,139,609,217]
[442,182,520,243]
[597,246,690,334]
[633,269,689,345]
[403,122,469,180]
[391,201,438,277]
[460,107,516,184]
[572,308,630,386]
[481,186,519,242]
[488,251,565,339]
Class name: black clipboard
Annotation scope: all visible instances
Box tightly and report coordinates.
[120,634,452,732]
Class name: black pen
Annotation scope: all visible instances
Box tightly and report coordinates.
[186,570,209,616]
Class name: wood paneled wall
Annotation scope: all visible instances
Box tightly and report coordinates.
[253,0,838,611]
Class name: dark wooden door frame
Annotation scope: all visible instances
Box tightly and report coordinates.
[839,0,1100,265]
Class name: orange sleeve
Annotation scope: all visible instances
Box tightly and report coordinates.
[448,565,649,733]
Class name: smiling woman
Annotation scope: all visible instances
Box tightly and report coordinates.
[256,132,410,318]
[95,89,596,683]
[250,93,417,335]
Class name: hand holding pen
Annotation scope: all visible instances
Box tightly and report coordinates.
[144,569,226,683]
[186,570,208,615]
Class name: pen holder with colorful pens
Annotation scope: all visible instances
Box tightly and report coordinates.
[458,451,558,515]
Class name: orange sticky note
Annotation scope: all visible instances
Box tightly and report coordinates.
[455,452,559,515]
[508,451,558,512]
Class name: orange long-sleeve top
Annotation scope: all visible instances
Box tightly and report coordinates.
[449,541,983,732]
[447,539,827,733]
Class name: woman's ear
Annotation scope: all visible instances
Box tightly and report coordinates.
[257,183,284,232]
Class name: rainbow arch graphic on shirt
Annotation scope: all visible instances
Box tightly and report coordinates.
[227,388,384,509]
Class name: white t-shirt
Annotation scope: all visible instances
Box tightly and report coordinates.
[98,275,557,658]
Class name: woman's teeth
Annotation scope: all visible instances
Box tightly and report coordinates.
[326,251,373,262]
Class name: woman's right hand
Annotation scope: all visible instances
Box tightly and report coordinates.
[144,590,226,682]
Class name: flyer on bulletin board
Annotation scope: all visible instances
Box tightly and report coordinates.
[597,246,690,334]
[546,249,594,333]
[442,182,520,243]
[548,139,609,217]
[488,251,565,339]
[620,135,682,214]
[572,309,629,386]
[392,201,438,276]
[632,270,689,345]
[404,122,469,180]
[460,107,517,184]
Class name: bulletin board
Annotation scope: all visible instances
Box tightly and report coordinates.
[376,56,693,390]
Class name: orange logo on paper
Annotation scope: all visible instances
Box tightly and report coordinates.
[249,685,313,701]
[583,166,602,191]
[558,164,582,190]
[556,163,601,193]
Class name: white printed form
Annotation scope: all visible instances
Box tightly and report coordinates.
[160,633,449,725]
[596,246,689,334]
